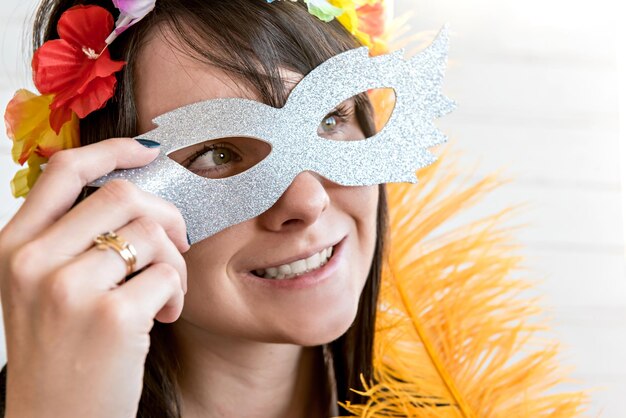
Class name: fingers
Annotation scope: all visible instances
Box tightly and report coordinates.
[23,180,189,278]
[68,216,187,294]
[4,138,160,248]
[110,262,185,325]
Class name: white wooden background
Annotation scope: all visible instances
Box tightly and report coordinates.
[1,0,625,417]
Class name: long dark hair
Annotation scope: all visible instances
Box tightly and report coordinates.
[32,0,388,416]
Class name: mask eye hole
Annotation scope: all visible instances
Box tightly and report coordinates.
[317,88,397,141]
[167,137,271,179]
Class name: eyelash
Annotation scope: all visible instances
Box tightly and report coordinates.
[325,103,354,126]
[182,142,241,173]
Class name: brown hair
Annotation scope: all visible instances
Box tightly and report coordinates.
[32,0,388,416]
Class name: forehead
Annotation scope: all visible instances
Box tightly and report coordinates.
[134,26,302,132]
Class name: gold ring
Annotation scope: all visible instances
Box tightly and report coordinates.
[94,231,138,277]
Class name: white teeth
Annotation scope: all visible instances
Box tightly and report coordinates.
[305,252,321,270]
[291,259,307,275]
[255,245,334,279]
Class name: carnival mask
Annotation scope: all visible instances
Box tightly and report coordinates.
[93,27,455,244]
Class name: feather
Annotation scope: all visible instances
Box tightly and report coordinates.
[339,148,589,417]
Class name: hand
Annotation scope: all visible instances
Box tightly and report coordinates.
[0,138,190,418]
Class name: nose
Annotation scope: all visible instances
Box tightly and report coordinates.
[257,171,330,231]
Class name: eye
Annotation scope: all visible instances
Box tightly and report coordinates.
[317,101,355,137]
[320,115,338,133]
[167,137,271,179]
[190,145,235,170]
[317,89,397,142]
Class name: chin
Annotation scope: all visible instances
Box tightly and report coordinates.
[278,298,361,347]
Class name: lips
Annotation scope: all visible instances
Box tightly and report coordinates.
[252,245,335,279]
[248,238,343,280]
[240,236,346,290]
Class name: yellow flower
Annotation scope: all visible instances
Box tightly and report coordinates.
[10,153,48,198]
[4,89,80,197]
[330,0,359,35]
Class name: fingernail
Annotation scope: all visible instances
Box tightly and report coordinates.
[186,232,192,246]
[135,138,161,148]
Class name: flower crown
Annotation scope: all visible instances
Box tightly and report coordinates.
[5,0,389,198]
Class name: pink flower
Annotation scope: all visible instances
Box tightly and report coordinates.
[106,0,156,45]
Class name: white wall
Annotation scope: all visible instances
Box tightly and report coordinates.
[395,0,626,416]
[1,0,625,416]
[0,1,34,226]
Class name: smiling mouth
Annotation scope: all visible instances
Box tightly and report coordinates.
[251,245,335,280]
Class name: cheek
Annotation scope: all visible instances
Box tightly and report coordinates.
[337,184,379,243]
[175,185,381,344]
[294,184,380,343]
[355,185,380,284]
[178,225,261,337]
[348,185,381,303]
[351,188,379,289]
[331,185,380,292]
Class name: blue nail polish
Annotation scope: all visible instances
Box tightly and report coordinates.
[187,232,192,246]
[135,138,161,148]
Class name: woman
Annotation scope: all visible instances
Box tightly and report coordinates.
[0,0,388,416]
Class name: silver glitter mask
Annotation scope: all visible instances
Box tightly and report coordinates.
[94,26,455,244]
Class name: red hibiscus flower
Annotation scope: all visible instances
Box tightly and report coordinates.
[32,5,126,133]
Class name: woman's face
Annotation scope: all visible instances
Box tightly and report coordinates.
[134,29,379,346]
